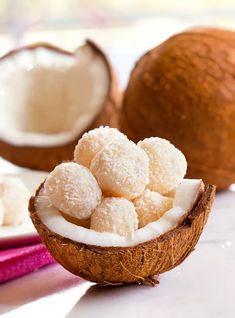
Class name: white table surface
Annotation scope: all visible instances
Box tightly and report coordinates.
[0,21,235,316]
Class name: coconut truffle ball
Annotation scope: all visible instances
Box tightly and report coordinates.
[74,126,127,168]
[164,188,176,198]
[138,137,187,194]
[90,197,138,238]
[90,139,149,200]
[133,189,173,228]
[0,176,30,225]
[44,162,102,220]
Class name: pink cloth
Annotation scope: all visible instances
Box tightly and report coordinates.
[0,243,55,283]
[0,233,41,250]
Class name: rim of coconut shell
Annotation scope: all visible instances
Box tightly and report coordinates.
[0,40,120,171]
[29,183,215,285]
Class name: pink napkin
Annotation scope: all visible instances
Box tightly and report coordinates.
[0,243,55,283]
[0,233,41,250]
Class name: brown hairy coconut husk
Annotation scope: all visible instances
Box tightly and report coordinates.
[120,27,235,190]
[0,41,120,171]
[29,183,215,285]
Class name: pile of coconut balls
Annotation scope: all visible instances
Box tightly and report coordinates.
[44,126,187,238]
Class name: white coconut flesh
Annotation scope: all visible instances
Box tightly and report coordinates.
[35,179,204,247]
[0,44,109,146]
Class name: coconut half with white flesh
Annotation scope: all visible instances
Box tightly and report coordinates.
[0,41,120,171]
[29,179,215,285]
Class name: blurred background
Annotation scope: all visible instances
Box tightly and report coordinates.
[0,0,235,87]
[1,0,235,174]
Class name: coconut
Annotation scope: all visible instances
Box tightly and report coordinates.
[120,27,235,189]
[0,41,120,171]
[29,179,215,285]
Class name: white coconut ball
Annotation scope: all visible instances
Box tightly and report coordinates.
[164,188,176,198]
[138,137,187,194]
[0,176,31,225]
[74,126,128,168]
[90,197,138,238]
[90,139,149,200]
[44,162,102,220]
[133,189,173,228]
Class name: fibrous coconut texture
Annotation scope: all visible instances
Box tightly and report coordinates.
[0,41,120,171]
[120,27,235,189]
[29,126,216,285]
[0,175,31,225]
[30,184,215,284]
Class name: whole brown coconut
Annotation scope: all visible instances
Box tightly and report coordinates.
[120,27,235,189]
[29,184,215,285]
[0,41,120,171]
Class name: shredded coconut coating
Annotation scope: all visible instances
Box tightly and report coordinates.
[133,189,173,228]
[90,197,138,238]
[44,162,102,219]
[74,126,127,168]
[90,139,149,200]
[164,188,176,198]
[138,137,187,194]
[0,176,30,225]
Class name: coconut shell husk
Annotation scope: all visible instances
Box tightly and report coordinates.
[0,40,121,171]
[120,27,235,189]
[29,184,215,285]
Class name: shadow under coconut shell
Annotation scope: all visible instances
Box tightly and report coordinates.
[65,283,159,318]
[0,264,84,315]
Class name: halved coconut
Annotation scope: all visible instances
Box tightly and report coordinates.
[0,41,120,171]
[29,179,215,285]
